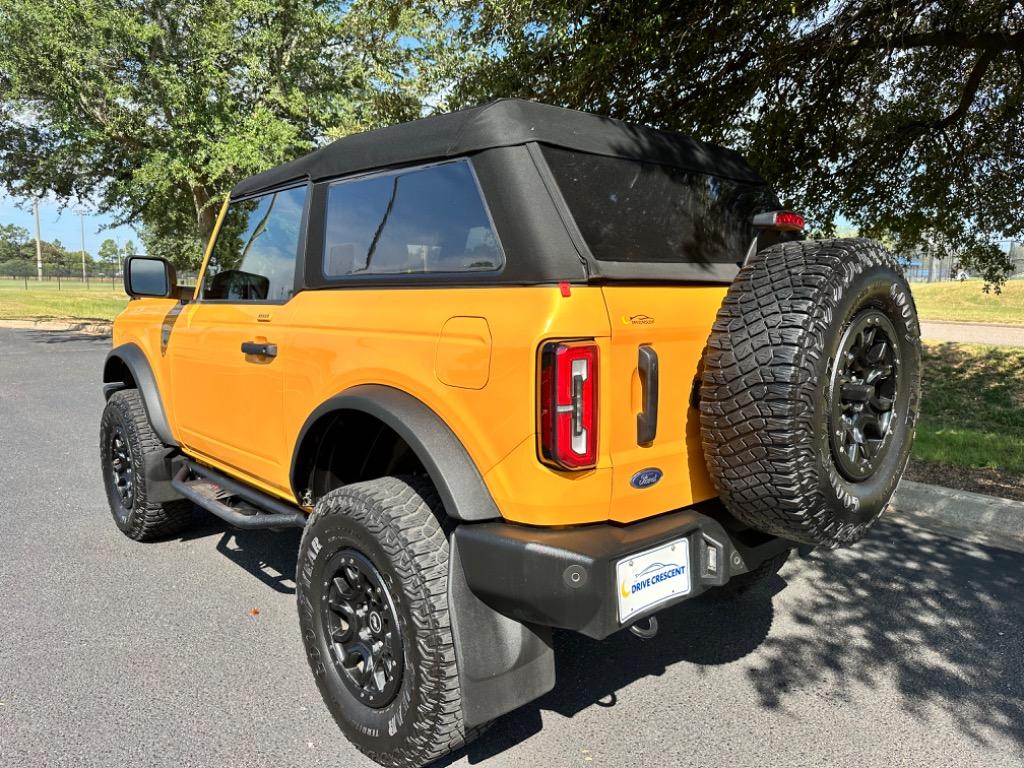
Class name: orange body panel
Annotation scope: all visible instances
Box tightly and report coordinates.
[113,198,725,526]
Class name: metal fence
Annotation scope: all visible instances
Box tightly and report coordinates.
[0,269,198,290]
[900,241,1024,284]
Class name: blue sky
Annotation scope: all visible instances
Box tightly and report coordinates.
[0,193,141,255]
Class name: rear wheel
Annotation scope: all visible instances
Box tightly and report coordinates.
[700,238,921,548]
[100,389,192,541]
[296,476,472,768]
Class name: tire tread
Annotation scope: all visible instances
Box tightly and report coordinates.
[699,238,919,547]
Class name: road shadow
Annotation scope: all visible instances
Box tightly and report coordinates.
[181,510,301,594]
[448,581,780,765]
[742,519,1024,746]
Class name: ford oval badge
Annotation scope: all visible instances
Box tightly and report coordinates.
[630,468,663,489]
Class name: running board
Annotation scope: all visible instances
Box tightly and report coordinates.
[171,461,307,529]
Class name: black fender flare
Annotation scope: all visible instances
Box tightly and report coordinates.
[290,384,501,522]
[103,343,178,447]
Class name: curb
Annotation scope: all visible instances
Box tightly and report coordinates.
[0,319,112,336]
[889,479,1024,551]
[918,319,1024,329]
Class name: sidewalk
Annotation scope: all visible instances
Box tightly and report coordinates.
[920,320,1023,346]
[889,479,1024,552]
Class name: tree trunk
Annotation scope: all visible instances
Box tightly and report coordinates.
[190,183,219,250]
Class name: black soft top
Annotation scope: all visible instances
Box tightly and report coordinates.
[231,99,763,198]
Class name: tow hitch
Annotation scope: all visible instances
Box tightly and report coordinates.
[629,615,659,640]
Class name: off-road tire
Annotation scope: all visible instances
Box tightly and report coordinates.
[100,389,192,541]
[700,238,921,548]
[702,549,790,601]
[296,476,472,768]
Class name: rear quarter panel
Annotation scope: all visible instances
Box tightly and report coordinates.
[281,285,614,524]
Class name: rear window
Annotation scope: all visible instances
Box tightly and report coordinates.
[322,159,503,278]
[542,147,778,265]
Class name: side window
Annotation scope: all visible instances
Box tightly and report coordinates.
[202,185,308,301]
[322,159,503,278]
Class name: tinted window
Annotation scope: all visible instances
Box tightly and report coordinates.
[202,186,307,301]
[542,147,778,265]
[322,160,503,277]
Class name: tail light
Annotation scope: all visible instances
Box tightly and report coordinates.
[752,210,805,232]
[538,340,598,470]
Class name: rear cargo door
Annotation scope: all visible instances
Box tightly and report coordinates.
[600,286,727,522]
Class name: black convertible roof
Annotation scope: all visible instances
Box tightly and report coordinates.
[231,99,763,198]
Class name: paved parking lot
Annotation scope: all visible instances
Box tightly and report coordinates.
[1,326,1022,768]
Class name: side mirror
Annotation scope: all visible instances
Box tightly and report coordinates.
[124,256,177,299]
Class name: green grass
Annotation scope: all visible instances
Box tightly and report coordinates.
[0,279,128,321]
[914,342,1024,473]
[911,279,1024,325]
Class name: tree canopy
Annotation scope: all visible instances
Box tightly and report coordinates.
[0,0,451,269]
[452,0,1023,286]
[1,1,1020,285]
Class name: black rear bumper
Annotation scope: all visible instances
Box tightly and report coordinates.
[453,502,794,640]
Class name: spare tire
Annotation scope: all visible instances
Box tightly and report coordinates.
[699,238,921,548]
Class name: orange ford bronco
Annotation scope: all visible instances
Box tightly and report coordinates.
[100,100,921,767]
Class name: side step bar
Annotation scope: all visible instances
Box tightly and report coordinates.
[171,460,307,529]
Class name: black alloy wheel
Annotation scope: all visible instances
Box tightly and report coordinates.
[828,309,900,482]
[321,549,404,708]
[109,425,135,513]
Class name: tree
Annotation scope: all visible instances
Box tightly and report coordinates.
[0,1,451,270]
[0,223,30,262]
[98,238,122,272]
[453,1,1024,287]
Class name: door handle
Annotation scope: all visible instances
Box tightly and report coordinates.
[241,341,277,358]
[637,345,659,444]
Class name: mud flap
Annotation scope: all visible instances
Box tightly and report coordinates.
[143,447,186,504]
[448,534,555,728]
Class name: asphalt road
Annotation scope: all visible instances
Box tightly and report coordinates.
[2,326,1023,768]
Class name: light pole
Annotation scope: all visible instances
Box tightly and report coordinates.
[33,197,43,282]
[75,207,88,285]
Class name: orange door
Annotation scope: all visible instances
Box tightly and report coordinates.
[167,302,291,494]
[599,285,727,522]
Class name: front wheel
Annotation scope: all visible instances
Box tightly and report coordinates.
[296,476,472,768]
[100,389,192,541]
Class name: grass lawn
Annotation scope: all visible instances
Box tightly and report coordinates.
[2,274,1021,325]
[911,279,1024,325]
[908,341,1024,499]
[0,279,128,321]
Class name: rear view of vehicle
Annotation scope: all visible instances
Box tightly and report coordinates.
[100,100,921,768]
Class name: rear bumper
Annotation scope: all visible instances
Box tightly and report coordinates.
[453,501,794,640]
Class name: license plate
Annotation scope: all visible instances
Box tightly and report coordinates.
[616,538,691,622]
